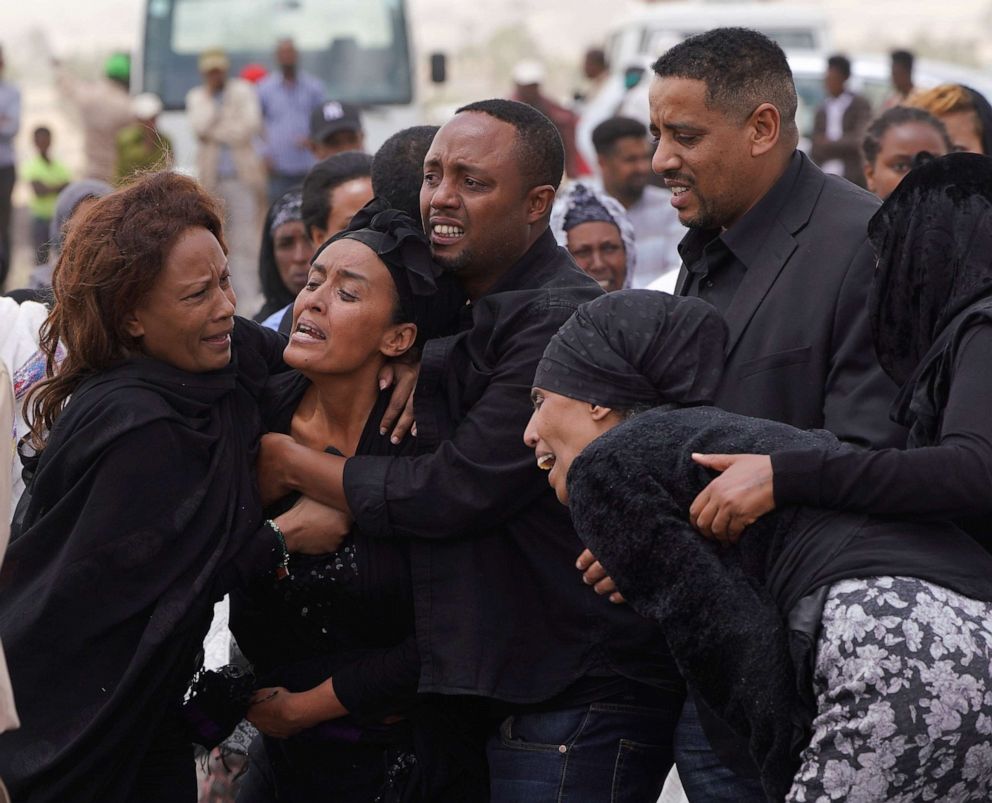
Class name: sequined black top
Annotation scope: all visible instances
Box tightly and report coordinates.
[230,370,419,723]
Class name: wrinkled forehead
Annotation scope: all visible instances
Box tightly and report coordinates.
[312,236,381,272]
[648,75,723,126]
[425,112,519,171]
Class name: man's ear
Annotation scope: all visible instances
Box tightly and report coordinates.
[381,323,417,358]
[749,102,782,158]
[526,185,556,224]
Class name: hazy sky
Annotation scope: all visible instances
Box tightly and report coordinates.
[6,0,142,54]
[5,0,990,68]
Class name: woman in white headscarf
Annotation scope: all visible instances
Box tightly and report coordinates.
[550,182,635,292]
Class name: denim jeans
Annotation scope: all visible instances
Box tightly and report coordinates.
[487,695,683,803]
[674,698,765,802]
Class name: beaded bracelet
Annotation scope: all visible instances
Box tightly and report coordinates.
[264,519,290,581]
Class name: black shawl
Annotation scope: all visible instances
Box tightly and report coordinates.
[0,320,282,802]
[567,407,834,801]
[869,152,992,390]
[868,153,992,446]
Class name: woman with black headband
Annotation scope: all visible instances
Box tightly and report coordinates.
[230,205,480,802]
[525,289,992,801]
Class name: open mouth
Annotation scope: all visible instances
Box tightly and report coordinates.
[430,221,465,245]
[667,182,693,210]
[202,331,232,347]
[536,453,556,471]
[292,319,326,343]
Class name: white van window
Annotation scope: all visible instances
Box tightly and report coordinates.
[142,0,412,109]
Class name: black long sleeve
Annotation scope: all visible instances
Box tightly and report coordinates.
[773,324,992,521]
[343,289,584,540]
[332,635,420,721]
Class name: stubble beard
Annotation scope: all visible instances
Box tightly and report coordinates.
[432,245,475,275]
[681,192,723,231]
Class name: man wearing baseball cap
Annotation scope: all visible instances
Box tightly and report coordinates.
[307,100,365,160]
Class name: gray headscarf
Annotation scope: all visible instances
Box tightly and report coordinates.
[550,182,637,287]
[30,180,114,290]
[49,180,115,253]
[534,290,727,409]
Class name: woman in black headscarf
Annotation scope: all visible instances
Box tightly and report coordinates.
[231,204,482,802]
[253,188,313,323]
[0,172,345,803]
[689,153,992,551]
[525,289,992,801]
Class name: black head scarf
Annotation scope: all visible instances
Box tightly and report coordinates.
[312,200,442,344]
[868,152,992,386]
[256,188,304,321]
[533,290,727,409]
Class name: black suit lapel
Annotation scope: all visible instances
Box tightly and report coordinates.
[722,222,797,354]
[674,264,690,296]
[722,153,826,355]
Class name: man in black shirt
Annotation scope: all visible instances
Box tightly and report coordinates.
[260,99,683,802]
[645,27,906,801]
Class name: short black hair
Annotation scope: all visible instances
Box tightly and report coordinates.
[652,27,798,136]
[862,106,952,165]
[371,125,439,222]
[592,116,647,155]
[891,49,915,70]
[33,126,52,139]
[301,150,372,238]
[455,98,564,190]
[827,54,852,80]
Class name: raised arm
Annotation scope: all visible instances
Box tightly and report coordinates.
[691,324,992,540]
[775,323,992,516]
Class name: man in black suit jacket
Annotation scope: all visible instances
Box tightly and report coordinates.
[646,27,906,801]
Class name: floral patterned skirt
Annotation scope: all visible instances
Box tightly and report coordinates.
[787,576,992,803]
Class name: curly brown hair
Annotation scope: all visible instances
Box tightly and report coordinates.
[26,171,227,448]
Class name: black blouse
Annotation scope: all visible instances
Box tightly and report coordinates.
[230,371,419,724]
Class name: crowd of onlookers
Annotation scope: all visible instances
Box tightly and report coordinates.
[2,36,989,317]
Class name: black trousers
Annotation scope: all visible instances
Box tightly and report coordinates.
[0,164,15,288]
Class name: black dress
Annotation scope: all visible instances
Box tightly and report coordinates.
[232,371,482,802]
[0,318,287,803]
